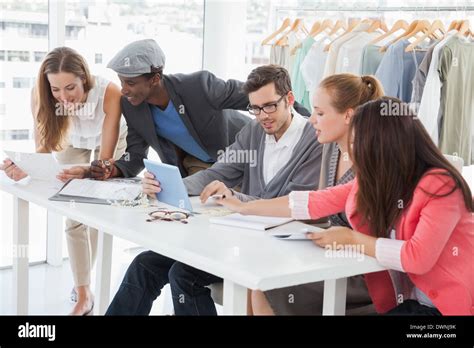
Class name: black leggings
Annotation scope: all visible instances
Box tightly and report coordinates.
[386,300,442,316]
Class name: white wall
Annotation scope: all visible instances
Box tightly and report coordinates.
[202,0,247,80]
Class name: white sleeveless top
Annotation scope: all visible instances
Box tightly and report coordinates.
[68,75,127,150]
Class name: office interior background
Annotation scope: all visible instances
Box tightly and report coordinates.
[0,0,473,314]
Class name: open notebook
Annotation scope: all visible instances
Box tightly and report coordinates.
[49,178,142,205]
[209,213,294,231]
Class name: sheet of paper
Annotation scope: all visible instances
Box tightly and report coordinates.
[59,178,142,201]
[3,150,63,182]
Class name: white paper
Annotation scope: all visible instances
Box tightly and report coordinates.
[59,178,142,201]
[209,213,294,231]
[3,150,63,182]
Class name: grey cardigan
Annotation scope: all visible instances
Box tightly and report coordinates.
[114,70,311,178]
[184,114,323,201]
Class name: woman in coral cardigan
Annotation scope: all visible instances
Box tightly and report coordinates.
[216,97,474,315]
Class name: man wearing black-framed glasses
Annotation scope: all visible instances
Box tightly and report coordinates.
[107,65,323,316]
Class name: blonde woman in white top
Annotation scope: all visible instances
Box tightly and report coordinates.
[1,47,127,315]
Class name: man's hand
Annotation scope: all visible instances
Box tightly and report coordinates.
[1,159,28,181]
[142,171,161,198]
[56,166,90,182]
[90,159,118,180]
[200,180,233,204]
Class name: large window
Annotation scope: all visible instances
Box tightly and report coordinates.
[0,0,49,267]
[65,0,205,84]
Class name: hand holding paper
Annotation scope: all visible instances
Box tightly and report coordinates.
[1,158,28,181]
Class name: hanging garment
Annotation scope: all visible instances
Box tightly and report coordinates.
[410,40,439,105]
[417,31,457,145]
[360,44,385,75]
[322,22,372,78]
[300,37,331,109]
[438,36,474,165]
[291,36,316,111]
[375,39,428,102]
[270,45,290,71]
[335,31,379,74]
[288,31,303,76]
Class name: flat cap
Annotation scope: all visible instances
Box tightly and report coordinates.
[107,39,166,77]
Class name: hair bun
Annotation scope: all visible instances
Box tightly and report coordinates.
[362,76,373,89]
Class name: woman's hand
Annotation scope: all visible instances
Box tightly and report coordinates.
[1,159,28,181]
[306,226,356,248]
[306,226,376,257]
[56,166,90,182]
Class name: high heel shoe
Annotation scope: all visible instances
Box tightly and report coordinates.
[69,300,94,316]
[83,302,94,316]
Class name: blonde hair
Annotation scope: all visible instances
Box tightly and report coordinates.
[319,74,384,113]
[35,47,94,152]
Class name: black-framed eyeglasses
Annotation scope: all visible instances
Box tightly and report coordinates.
[146,209,190,224]
[247,94,286,116]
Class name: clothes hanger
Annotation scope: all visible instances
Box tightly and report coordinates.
[289,19,313,55]
[261,17,292,46]
[309,20,321,37]
[327,19,347,36]
[380,19,432,52]
[448,19,460,32]
[369,19,409,45]
[457,19,471,37]
[405,19,446,52]
[343,18,362,34]
[366,18,389,33]
[276,18,309,47]
[325,18,359,52]
[310,19,333,37]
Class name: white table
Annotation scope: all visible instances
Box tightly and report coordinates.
[1,178,388,316]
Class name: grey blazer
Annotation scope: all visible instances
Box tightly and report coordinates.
[114,70,310,177]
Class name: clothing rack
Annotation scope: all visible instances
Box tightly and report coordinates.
[275,6,474,13]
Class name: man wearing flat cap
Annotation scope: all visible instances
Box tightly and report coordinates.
[90,39,309,179]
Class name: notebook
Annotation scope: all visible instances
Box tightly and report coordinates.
[49,178,142,205]
[209,213,294,231]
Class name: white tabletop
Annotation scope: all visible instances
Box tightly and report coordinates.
[0,178,386,292]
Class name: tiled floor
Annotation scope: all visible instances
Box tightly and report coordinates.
[0,243,173,315]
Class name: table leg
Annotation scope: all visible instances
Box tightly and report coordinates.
[13,197,29,315]
[46,211,63,267]
[322,278,347,315]
[223,279,247,315]
[94,230,113,315]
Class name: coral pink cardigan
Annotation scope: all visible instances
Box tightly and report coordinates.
[290,169,474,315]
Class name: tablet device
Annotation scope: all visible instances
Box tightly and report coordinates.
[143,159,193,212]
